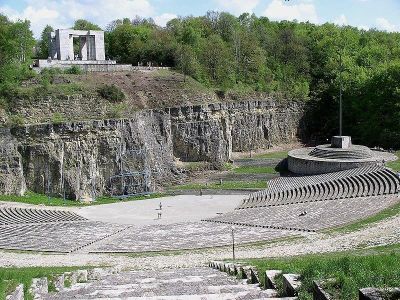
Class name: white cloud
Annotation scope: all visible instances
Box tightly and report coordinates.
[0,0,154,38]
[375,17,398,32]
[263,0,318,23]
[154,13,177,27]
[333,14,347,26]
[357,24,369,31]
[215,0,260,15]
[0,5,62,38]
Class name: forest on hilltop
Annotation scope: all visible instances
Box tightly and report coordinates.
[0,12,399,148]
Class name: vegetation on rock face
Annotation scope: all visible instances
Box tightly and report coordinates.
[97,84,125,102]
[1,12,400,148]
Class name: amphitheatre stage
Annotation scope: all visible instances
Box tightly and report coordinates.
[0,152,398,254]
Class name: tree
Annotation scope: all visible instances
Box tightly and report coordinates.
[72,19,101,31]
[176,44,197,82]
[37,25,54,59]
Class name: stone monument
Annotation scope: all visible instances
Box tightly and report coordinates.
[48,29,105,61]
[34,28,132,72]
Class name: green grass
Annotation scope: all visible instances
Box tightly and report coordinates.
[386,150,400,171]
[0,191,167,207]
[0,266,90,300]
[254,150,288,159]
[233,166,278,174]
[324,201,400,234]
[244,243,400,300]
[170,181,267,190]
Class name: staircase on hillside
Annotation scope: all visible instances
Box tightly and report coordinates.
[42,267,296,300]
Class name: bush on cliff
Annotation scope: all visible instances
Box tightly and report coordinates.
[97,84,125,102]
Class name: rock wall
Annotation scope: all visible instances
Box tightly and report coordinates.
[0,99,304,200]
[169,100,304,165]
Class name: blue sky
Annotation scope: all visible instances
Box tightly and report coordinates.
[1,0,400,37]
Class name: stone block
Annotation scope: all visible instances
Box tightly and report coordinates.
[359,287,400,300]
[265,270,282,289]
[76,270,88,283]
[30,277,48,296]
[283,274,301,296]
[313,280,333,300]
[236,266,245,279]
[53,274,64,292]
[63,272,77,286]
[331,136,352,149]
[6,283,23,300]
[87,268,110,280]
[250,267,260,284]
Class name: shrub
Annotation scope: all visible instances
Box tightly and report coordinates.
[106,103,127,119]
[64,66,82,75]
[97,84,125,102]
[51,113,65,124]
[8,114,25,126]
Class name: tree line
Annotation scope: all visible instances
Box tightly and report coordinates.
[1,12,400,148]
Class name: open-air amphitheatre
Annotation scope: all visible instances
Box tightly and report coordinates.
[1,5,400,300]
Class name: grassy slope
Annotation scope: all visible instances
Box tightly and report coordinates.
[170,181,267,190]
[0,191,166,207]
[245,243,400,300]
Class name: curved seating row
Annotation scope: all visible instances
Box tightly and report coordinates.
[309,148,372,160]
[238,166,400,209]
[0,221,126,253]
[205,195,399,232]
[0,207,87,225]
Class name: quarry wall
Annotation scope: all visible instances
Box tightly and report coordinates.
[0,99,304,200]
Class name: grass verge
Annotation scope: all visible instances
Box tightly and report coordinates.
[386,150,400,171]
[244,243,400,300]
[254,151,289,159]
[170,181,267,190]
[0,191,167,207]
[0,266,89,300]
[233,166,277,174]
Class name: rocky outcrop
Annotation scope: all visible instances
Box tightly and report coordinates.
[0,99,304,200]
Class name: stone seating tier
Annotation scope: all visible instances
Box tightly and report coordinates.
[238,166,400,209]
[205,195,399,232]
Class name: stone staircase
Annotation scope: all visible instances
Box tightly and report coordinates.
[37,267,296,300]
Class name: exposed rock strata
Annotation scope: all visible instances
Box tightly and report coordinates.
[0,100,303,200]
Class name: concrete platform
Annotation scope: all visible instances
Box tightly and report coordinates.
[77,195,245,226]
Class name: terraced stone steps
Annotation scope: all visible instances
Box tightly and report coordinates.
[205,195,399,232]
[0,221,128,253]
[42,267,293,300]
[0,206,86,225]
[209,261,299,299]
[239,166,400,209]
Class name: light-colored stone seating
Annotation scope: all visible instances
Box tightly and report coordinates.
[238,166,400,209]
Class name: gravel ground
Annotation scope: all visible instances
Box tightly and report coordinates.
[1,213,399,269]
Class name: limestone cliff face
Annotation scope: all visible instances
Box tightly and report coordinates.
[0,99,303,200]
[169,100,304,165]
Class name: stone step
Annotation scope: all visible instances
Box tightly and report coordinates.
[42,267,293,300]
